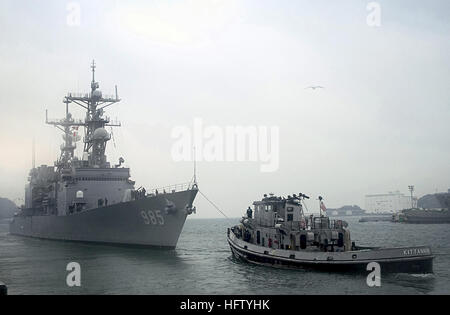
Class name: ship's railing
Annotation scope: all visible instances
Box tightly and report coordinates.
[105,117,121,126]
[148,182,197,196]
[309,217,346,230]
[66,92,118,101]
[102,94,117,100]
[274,218,346,232]
[46,118,85,125]
[67,92,90,99]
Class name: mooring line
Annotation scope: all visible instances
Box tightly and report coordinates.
[198,189,229,219]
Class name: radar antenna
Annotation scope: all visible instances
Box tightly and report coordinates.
[45,60,122,169]
[193,146,197,185]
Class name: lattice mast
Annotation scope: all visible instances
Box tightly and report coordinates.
[46,60,121,169]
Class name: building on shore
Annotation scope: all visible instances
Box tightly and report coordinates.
[365,191,416,214]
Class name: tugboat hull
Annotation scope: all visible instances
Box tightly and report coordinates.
[10,189,197,249]
[228,231,433,274]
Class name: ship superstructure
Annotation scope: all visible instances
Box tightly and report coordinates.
[26,61,128,215]
[10,61,198,248]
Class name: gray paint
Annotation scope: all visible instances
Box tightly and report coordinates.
[9,62,198,248]
[10,189,197,248]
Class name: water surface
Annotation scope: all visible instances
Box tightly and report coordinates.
[0,217,448,294]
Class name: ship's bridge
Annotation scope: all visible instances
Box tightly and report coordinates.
[252,195,303,227]
[73,167,131,181]
[56,166,134,215]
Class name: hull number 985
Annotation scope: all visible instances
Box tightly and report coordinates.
[141,210,164,225]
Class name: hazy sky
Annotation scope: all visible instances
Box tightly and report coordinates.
[0,0,449,218]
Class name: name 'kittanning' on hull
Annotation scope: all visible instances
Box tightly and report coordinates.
[9,61,198,248]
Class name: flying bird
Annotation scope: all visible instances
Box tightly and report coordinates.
[305,86,324,90]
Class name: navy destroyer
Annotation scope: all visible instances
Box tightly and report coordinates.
[228,193,433,274]
[10,61,198,248]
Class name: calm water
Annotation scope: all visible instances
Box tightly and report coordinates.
[0,216,449,295]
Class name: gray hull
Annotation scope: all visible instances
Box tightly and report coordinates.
[10,189,197,249]
[403,209,450,224]
[228,229,434,274]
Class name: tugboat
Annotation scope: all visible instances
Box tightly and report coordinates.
[228,193,434,274]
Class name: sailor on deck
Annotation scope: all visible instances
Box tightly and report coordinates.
[246,207,253,219]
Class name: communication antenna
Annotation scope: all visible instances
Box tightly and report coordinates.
[408,185,415,209]
[301,199,309,214]
[110,127,116,148]
[318,196,323,217]
[193,146,197,185]
[32,138,36,169]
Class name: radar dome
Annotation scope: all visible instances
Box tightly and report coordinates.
[92,128,109,140]
[92,90,102,99]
